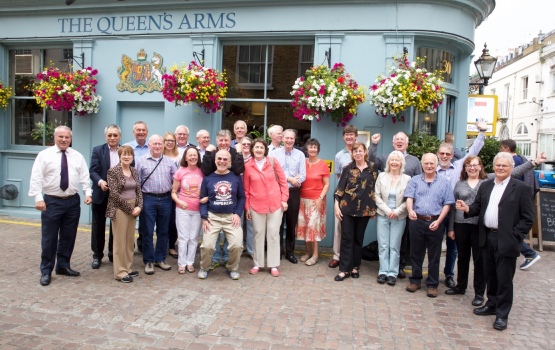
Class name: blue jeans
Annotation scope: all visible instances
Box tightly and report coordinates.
[377,214,406,277]
[521,240,537,258]
[243,213,254,255]
[141,194,172,264]
[212,231,229,262]
[443,214,457,277]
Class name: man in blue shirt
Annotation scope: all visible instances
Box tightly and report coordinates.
[404,153,455,298]
[198,150,246,280]
[270,129,306,264]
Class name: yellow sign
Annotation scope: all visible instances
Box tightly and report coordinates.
[467,94,498,136]
[323,160,334,174]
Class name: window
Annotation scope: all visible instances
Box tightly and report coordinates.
[521,76,528,100]
[516,142,531,157]
[550,67,555,95]
[516,123,528,136]
[539,133,555,159]
[9,48,72,146]
[299,45,314,77]
[236,45,273,87]
[416,47,455,84]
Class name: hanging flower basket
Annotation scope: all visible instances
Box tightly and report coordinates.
[33,66,101,116]
[161,61,228,113]
[291,63,366,126]
[0,79,13,110]
[369,54,445,123]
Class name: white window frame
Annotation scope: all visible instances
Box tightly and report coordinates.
[236,45,273,89]
[516,123,529,136]
[521,76,528,100]
[550,67,555,95]
[298,45,314,77]
[516,141,531,157]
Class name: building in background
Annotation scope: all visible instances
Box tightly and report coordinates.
[0,0,494,245]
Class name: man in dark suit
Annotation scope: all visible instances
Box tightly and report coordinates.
[89,124,121,269]
[457,152,535,331]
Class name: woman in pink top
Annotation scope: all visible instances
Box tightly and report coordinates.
[171,146,204,274]
[297,138,330,266]
[243,138,289,277]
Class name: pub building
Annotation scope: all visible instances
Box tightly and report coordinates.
[0,0,494,246]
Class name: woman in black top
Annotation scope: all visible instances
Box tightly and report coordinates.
[334,142,378,281]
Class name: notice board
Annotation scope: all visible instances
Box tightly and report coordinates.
[536,188,555,250]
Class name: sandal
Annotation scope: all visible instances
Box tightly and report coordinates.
[305,256,318,266]
[169,249,178,259]
[186,265,195,273]
[300,254,310,262]
[178,266,186,274]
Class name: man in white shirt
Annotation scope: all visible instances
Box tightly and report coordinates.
[29,126,92,286]
[176,125,196,158]
[267,125,283,152]
[196,129,213,161]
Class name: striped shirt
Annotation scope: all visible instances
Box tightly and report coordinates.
[484,177,510,229]
[269,147,306,188]
[404,174,455,216]
[135,154,177,194]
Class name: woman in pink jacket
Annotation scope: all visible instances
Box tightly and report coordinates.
[243,138,289,277]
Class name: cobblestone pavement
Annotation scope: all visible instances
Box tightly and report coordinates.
[0,216,554,349]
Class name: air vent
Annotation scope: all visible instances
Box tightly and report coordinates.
[15,55,33,75]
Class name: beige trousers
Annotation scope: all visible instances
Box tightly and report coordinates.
[112,199,137,280]
[200,212,243,271]
[333,217,342,260]
[250,208,283,268]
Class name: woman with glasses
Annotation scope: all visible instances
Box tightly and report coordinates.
[163,131,180,259]
[106,145,143,283]
[172,146,204,274]
[243,138,289,277]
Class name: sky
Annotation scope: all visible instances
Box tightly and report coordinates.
[472,0,555,64]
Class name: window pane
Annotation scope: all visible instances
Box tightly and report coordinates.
[416,47,455,84]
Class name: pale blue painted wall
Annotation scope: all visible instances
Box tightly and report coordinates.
[0,0,495,246]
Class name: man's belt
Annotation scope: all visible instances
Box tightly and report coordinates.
[45,194,76,200]
[486,227,498,233]
[143,191,171,197]
[416,214,439,221]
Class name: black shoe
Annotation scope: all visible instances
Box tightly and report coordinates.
[445,287,466,295]
[397,268,406,279]
[377,274,387,284]
[286,255,298,264]
[128,271,139,277]
[472,295,485,306]
[40,274,51,286]
[108,253,113,262]
[386,276,396,286]
[493,317,508,331]
[55,267,80,277]
[334,272,350,281]
[473,305,496,316]
[351,269,360,279]
[119,275,133,283]
[444,276,456,288]
[91,258,101,269]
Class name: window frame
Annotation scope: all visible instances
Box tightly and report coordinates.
[516,123,529,136]
[516,141,531,157]
[521,76,528,101]
[235,45,274,89]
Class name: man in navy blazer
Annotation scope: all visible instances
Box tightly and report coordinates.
[457,152,535,331]
[89,124,122,269]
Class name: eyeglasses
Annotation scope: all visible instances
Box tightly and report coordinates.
[465,164,480,168]
[106,133,119,138]
[241,143,251,147]
[217,157,229,161]
[494,164,511,169]
[438,152,452,156]
[164,140,175,143]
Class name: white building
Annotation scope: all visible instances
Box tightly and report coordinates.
[483,30,555,159]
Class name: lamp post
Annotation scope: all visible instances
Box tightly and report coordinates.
[469,43,498,95]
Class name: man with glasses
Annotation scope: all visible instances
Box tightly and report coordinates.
[436,120,488,288]
[456,152,535,331]
[175,125,196,158]
[198,150,246,280]
[89,124,121,269]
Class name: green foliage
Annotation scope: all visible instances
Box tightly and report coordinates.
[478,137,500,173]
[248,126,271,143]
[407,131,441,160]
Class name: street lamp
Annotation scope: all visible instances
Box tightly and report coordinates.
[469,43,498,94]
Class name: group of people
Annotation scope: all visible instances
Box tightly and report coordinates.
[30,119,545,331]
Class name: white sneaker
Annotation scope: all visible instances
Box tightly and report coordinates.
[227,270,240,280]
[197,269,209,279]
[144,262,154,275]
[155,261,172,271]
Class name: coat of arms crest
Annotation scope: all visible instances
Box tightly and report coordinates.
[117,49,166,94]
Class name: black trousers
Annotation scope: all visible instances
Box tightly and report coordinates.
[454,223,485,296]
[408,218,444,288]
[483,232,517,320]
[40,194,81,275]
[91,198,113,260]
[339,215,370,273]
[399,217,410,269]
[280,187,300,256]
